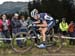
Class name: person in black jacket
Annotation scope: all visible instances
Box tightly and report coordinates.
[11,13,21,33]
[11,13,22,47]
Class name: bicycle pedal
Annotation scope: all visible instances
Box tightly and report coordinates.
[46,42,56,47]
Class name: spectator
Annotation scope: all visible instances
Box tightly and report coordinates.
[11,13,22,47]
[20,16,28,32]
[59,18,68,35]
[11,13,21,33]
[0,19,3,40]
[2,14,11,44]
[68,21,75,45]
[0,19,3,32]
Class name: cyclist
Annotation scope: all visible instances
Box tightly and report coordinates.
[31,10,55,48]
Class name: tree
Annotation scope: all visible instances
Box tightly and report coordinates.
[41,0,74,19]
[28,0,74,21]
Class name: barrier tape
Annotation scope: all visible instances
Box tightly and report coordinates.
[61,36,75,39]
[0,38,26,40]
[54,35,75,39]
[0,35,74,40]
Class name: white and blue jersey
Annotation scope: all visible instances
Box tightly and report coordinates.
[39,13,55,29]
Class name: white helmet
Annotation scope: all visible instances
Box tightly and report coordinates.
[14,13,19,16]
[31,9,38,17]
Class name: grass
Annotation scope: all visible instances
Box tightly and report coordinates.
[0,46,74,56]
[0,37,74,56]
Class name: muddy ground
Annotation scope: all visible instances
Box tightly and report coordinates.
[0,46,75,56]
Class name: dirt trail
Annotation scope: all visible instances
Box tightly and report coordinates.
[0,46,75,56]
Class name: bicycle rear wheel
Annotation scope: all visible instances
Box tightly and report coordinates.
[46,28,63,53]
[11,32,34,53]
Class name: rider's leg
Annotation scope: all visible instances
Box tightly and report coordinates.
[37,27,47,48]
[41,27,47,44]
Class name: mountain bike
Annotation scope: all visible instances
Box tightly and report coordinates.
[11,20,63,53]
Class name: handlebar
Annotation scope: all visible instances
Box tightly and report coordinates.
[28,20,37,28]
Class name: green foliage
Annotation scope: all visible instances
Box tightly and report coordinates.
[41,0,73,18]
[28,0,74,20]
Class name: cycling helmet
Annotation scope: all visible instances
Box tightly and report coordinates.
[31,9,38,17]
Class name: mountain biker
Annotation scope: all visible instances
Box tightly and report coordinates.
[31,10,55,48]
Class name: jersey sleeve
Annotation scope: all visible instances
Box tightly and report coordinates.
[40,13,46,21]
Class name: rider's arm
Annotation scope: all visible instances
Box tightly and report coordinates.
[36,20,47,27]
[33,20,40,24]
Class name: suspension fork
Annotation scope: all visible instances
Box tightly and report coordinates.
[31,27,40,44]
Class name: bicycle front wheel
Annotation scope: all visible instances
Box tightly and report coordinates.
[11,32,34,53]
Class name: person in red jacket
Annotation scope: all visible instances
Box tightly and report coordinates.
[2,14,11,44]
[68,21,75,45]
[0,19,3,32]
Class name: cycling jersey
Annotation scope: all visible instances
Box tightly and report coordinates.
[39,13,55,29]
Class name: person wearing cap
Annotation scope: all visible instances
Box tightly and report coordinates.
[11,13,22,47]
[59,18,68,35]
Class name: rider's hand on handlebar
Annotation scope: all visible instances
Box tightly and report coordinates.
[33,24,37,27]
